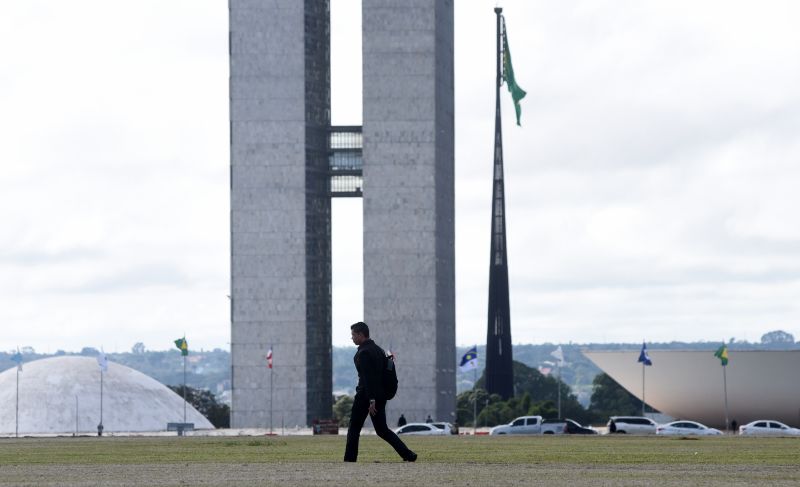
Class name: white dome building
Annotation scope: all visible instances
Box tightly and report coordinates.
[584,350,800,428]
[0,356,213,434]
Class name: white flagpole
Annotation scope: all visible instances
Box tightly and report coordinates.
[557,362,561,418]
[723,365,729,432]
[15,367,20,438]
[270,345,274,435]
[100,368,104,428]
[183,354,187,424]
[642,361,646,416]
[473,367,478,435]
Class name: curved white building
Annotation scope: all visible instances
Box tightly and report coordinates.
[0,356,213,434]
[583,350,800,428]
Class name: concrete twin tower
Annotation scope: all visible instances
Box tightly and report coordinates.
[229,1,455,427]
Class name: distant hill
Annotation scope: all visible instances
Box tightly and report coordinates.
[1,347,230,399]
[4,333,796,408]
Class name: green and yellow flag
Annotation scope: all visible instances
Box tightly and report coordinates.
[714,344,728,366]
[502,18,527,126]
[174,337,188,356]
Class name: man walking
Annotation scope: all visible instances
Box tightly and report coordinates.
[344,321,417,462]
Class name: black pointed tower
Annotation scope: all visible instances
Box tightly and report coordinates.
[485,7,514,399]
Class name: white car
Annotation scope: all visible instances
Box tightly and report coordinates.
[739,420,800,436]
[489,416,544,435]
[607,416,658,435]
[656,420,722,436]
[394,423,448,436]
[430,422,457,435]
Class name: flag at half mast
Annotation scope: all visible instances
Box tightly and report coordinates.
[174,337,188,356]
[502,16,527,126]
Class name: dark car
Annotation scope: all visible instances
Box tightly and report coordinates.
[541,418,598,435]
[564,419,598,435]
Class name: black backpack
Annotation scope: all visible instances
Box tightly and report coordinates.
[383,353,398,400]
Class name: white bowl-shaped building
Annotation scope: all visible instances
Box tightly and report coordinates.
[0,356,213,434]
[583,350,800,428]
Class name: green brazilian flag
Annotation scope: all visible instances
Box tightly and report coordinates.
[502,19,527,126]
[714,344,728,366]
[174,337,189,356]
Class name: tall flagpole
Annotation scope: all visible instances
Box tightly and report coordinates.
[100,368,103,426]
[486,6,514,401]
[473,368,478,435]
[722,365,729,431]
[183,353,187,424]
[15,367,19,438]
[556,363,561,418]
[269,345,274,434]
[642,362,646,416]
[270,366,274,434]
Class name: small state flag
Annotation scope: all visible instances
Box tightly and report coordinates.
[96,351,108,372]
[550,346,565,366]
[459,346,478,372]
[714,344,729,366]
[174,337,189,356]
[638,342,653,366]
[11,349,23,372]
[502,17,527,126]
[266,347,273,369]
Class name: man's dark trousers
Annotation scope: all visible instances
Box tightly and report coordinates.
[343,394,414,462]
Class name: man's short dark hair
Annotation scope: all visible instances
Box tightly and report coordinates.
[350,321,370,338]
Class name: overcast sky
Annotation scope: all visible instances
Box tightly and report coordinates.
[1,0,799,353]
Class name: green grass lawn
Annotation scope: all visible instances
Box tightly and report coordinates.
[1,435,798,486]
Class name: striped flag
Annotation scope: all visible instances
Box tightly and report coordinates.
[266,347,273,369]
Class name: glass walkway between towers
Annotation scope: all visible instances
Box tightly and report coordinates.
[329,125,362,197]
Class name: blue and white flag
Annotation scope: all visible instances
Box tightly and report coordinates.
[11,349,23,372]
[459,346,478,372]
[97,351,108,372]
[638,342,653,366]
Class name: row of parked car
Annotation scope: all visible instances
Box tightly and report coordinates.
[608,416,800,436]
[393,416,800,436]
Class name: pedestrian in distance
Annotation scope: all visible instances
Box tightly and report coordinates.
[425,414,433,423]
[398,414,407,428]
[343,321,417,463]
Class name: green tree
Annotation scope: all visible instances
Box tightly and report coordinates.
[333,395,353,427]
[456,388,492,426]
[475,361,592,424]
[168,385,229,428]
[588,373,642,420]
[760,330,795,346]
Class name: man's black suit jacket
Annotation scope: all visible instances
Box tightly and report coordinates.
[354,338,388,401]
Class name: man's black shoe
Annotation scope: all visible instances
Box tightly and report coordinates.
[404,452,417,462]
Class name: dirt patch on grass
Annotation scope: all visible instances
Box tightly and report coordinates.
[2,462,798,487]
